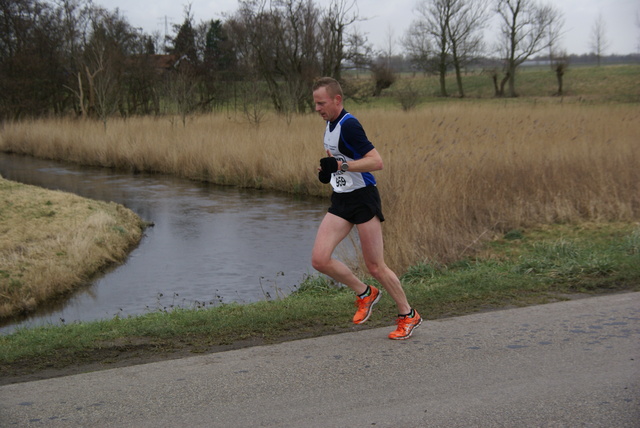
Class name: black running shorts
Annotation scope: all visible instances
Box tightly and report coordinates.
[328,186,385,224]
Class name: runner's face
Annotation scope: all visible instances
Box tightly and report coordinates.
[313,87,341,121]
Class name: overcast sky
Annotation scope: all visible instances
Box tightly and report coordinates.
[95,0,639,55]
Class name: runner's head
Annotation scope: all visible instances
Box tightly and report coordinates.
[312,77,343,122]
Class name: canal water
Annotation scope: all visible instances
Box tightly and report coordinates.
[0,153,344,334]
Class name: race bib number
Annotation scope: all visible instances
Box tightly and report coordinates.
[331,172,353,191]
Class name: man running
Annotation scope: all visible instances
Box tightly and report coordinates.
[311,77,422,340]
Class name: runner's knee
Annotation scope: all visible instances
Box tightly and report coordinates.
[311,254,330,273]
[366,262,384,280]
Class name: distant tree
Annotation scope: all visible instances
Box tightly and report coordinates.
[169,5,198,63]
[0,0,68,118]
[394,79,421,111]
[0,0,165,119]
[319,0,359,81]
[414,0,452,97]
[142,35,156,55]
[488,68,510,97]
[227,0,313,114]
[159,5,204,121]
[371,61,396,96]
[227,0,358,114]
[446,0,489,97]
[495,0,564,97]
[203,20,234,75]
[55,0,93,115]
[122,53,163,115]
[239,72,269,126]
[344,27,372,78]
[80,6,142,124]
[197,19,237,111]
[91,53,120,128]
[166,60,199,127]
[589,13,609,66]
[553,51,568,96]
[402,19,433,76]
[381,25,396,69]
[405,0,487,97]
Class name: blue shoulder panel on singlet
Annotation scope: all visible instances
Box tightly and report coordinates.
[339,116,375,160]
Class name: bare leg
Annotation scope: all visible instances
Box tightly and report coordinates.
[311,213,368,295]
[356,216,411,315]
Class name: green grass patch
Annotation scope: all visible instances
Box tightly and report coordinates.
[370,64,640,106]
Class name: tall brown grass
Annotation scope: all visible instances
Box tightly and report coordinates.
[2,101,639,272]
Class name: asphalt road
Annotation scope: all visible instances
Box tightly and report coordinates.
[1,292,639,427]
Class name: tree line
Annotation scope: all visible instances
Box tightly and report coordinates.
[0,0,600,122]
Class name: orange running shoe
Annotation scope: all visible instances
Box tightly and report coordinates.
[352,286,381,324]
[388,310,422,340]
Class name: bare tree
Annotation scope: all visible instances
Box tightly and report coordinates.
[405,0,487,97]
[394,79,421,111]
[227,0,358,114]
[320,0,359,81]
[589,13,609,66]
[344,26,372,78]
[0,0,70,118]
[79,6,142,124]
[447,0,489,97]
[495,0,563,97]
[1,0,162,119]
[415,0,452,97]
[89,9,138,123]
[239,73,269,126]
[382,25,396,68]
[86,45,120,128]
[552,50,568,96]
[226,0,315,114]
[402,19,433,75]
[1,0,368,120]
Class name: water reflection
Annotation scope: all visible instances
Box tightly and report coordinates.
[0,153,334,334]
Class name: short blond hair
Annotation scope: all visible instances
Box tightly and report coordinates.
[312,77,343,98]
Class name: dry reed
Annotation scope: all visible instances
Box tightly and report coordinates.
[1,102,638,272]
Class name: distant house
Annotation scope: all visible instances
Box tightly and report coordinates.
[147,54,180,73]
[127,54,190,75]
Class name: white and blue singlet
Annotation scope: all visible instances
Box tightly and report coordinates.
[323,110,377,194]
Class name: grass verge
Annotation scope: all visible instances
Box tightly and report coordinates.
[1,221,638,385]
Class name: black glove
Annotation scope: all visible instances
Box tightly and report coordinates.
[320,156,338,173]
[318,170,332,184]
